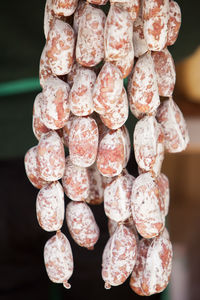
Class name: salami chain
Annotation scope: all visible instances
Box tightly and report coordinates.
[24,0,188,294]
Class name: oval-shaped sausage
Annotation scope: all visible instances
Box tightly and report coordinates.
[143,0,169,51]
[134,116,164,177]
[68,116,99,167]
[69,68,96,116]
[102,224,137,287]
[46,18,75,75]
[53,0,78,17]
[37,131,65,181]
[131,172,165,238]
[167,0,181,46]
[76,5,106,67]
[152,48,176,97]
[128,52,160,119]
[100,87,128,130]
[62,156,90,201]
[104,174,134,222]
[44,0,54,39]
[44,231,73,288]
[141,233,173,295]
[24,146,47,189]
[130,238,151,296]
[36,181,64,231]
[130,228,172,295]
[39,45,52,88]
[104,5,134,63]
[66,201,99,249]
[32,92,50,140]
[156,98,189,153]
[93,62,123,115]
[40,76,70,130]
[97,128,125,177]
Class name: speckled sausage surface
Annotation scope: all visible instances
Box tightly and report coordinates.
[97,129,125,177]
[68,116,99,167]
[130,230,172,295]
[36,181,64,231]
[167,0,181,46]
[37,131,65,181]
[156,98,189,153]
[104,5,134,62]
[116,0,140,22]
[128,52,160,119]
[141,232,173,295]
[102,224,137,287]
[44,231,73,288]
[73,1,87,34]
[143,0,169,51]
[67,63,84,87]
[69,68,96,116]
[62,156,90,201]
[93,62,123,115]
[130,238,151,296]
[40,76,70,130]
[66,201,99,249]
[131,172,165,238]
[46,18,75,75]
[133,15,148,58]
[104,174,134,222]
[76,5,106,67]
[100,87,128,130]
[44,0,54,39]
[24,146,48,189]
[39,45,53,88]
[152,48,176,97]
[53,0,78,17]
[32,93,50,140]
[133,116,164,177]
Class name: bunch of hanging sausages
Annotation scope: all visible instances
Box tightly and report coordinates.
[24,0,189,295]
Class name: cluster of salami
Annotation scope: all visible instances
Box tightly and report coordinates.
[24,0,189,295]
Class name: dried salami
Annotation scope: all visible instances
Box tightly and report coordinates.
[143,0,169,51]
[152,48,176,97]
[44,231,73,288]
[156,98,189,153]
[46,18,75,75]
[37,131,65,181]
[102,224,137,287]
[128,52,160,119]
[62,156,90,201]
[131,172,165,238]
[68,116,99,167]
[66,201,99,249]
[76,5,106,67]
[36,181,64,231]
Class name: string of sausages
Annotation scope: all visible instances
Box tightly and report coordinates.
[24,0,189,295]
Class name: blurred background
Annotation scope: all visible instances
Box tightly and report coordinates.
[0,0,200,299]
